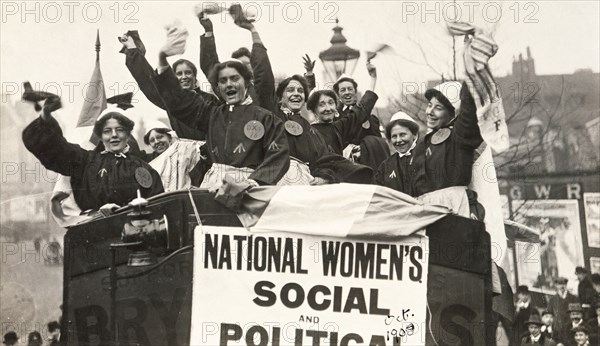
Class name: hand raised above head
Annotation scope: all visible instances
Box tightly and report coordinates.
[118,33,137,49]
[302,54,316,73]
[160,21,189,57]
[42,96,62,119]
[229,4,254,30]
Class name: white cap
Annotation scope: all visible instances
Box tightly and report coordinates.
[425,81,462,113]
[527,117,544,128]
[390,111,417,123]
[144,120,171,137]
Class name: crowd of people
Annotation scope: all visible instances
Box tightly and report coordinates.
[22,5,485,221]
[512,268,600,346]
[2,321,59,346]
[17,6,599,346]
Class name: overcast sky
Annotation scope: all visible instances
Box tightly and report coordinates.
[1,1,599,140]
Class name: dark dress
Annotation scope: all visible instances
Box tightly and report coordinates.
[337,103,383,143]
[151,66,290,185]
[22,116,164,211]
[411,82,483,196]
[312,91,378,155]
[276,108,373,184]
[375,151,417,196]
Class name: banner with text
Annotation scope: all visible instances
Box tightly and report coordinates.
[190,226,429,346]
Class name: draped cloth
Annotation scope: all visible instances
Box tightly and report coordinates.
[447,22,509,153]
[448,22,510,297]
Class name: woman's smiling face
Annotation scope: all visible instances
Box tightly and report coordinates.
[425,96,453,131]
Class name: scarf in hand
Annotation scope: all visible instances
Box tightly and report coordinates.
[447,21,509,153]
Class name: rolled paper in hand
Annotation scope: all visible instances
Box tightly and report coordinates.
[161,20,189,56]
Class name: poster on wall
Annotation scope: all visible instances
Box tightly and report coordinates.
[590,257,600,274]
[584,193,600,248]
[512,200,584,293]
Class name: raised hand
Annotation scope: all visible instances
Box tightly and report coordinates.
[42,96,62,120]
[118,33,137,49]
[198,12,213,32]
[302,54,316,73]
[160,21,189,57]
[229,4,254,30]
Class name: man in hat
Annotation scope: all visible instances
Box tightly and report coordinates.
[558,303,586,345]
[591,274,600,314]
[521,314,557,345]
[2,332,18,346]
[548,277,579,338]
[515,285,538,345]
[541,310,560,342]
[575,267,595,319]
[27,331,42,346]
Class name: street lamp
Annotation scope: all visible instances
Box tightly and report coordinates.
[319,19,360,83]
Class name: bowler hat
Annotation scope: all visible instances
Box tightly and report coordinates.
[575,266,587,274]
[567,303,583,313]
[2,332,18,344]
[554,277,568,284]
[524,314,543,326]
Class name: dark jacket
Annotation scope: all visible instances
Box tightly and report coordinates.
[585,317,599,346]
[411,82,482,196]
[520,334,557,346]
[275,109,329,165]
[312,91,378,155]
[547,293,579,335]
[152,66,289,185]
[338,103,382,141]
[375,151,417,196]
[578,276,596,307]
[513,302,538,345]
[23,115,164,211]
[123,47,219,140]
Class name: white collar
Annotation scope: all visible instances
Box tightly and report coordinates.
[101,144,130,157]
[530,334,541,342]
[396,136,418,158]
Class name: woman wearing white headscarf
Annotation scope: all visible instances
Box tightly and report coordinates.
[375,112,420,196]
[144,121,206,191]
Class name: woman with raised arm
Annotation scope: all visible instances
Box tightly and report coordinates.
[151,32,289,187]
[410,81,484,218]
[22,95,164,214]
[119,31,218,140]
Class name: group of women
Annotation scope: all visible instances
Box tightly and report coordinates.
[22,6,485,221]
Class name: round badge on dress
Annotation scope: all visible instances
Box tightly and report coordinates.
[135,167,153,188]
[244,120,265,141]
[284,120,303,136]
[431,128,451,145]
[362,120,371,129]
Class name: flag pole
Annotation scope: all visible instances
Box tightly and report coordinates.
[95,29,100,62]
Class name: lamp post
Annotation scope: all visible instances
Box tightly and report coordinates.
[319,19,360,83]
